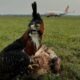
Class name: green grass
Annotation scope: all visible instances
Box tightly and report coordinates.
[0,16,80,80]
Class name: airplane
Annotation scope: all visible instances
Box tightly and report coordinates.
[46,5,69,17]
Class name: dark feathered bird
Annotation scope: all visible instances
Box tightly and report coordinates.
[24,2,44,56]
[32,2,42,21]
[29,1,43,26]
[0,2,44,80]
[32,2,37,20]
[0,37,30,80]
[0,51,30,80]
[1,38,25,53]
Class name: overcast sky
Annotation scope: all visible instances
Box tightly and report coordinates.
[0,0,80,15]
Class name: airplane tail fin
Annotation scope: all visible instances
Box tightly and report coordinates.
[64,5,69,13]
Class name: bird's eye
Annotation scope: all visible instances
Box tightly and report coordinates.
[31,24,35,29]
[36,24,40,29]
[36,24,40,27]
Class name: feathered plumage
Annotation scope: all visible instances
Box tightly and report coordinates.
[0,2,44,80]
[32,2,37,19]
[31,2,42,23]
[0,37,30,80]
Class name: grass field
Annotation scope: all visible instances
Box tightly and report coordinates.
[0,16,80,80]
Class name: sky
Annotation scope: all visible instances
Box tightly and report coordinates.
[0,0,80,15]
